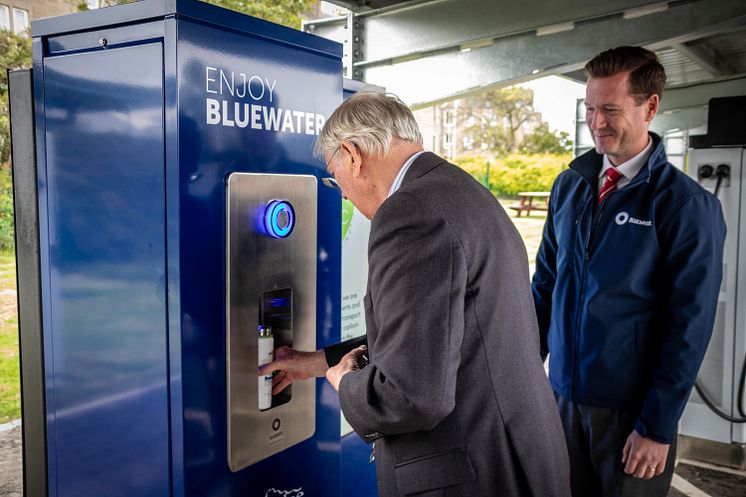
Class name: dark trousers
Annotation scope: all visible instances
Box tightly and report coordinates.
[555,393,676,497]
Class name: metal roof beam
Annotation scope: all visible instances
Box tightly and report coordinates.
[660,74,746,112]
[349,0,746,107]
[310,1,696,69]
[672,42,737,77]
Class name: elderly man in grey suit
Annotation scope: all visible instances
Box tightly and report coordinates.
[260,92,570,497]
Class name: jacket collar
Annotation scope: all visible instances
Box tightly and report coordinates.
[571,132,668,189]
[400,151,445,187]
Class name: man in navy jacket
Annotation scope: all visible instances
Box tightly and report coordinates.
[532,46,726,497]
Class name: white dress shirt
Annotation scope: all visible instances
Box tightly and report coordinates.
[388,151,426,198]
[599,137,653,190]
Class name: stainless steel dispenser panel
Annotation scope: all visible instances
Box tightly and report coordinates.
[226,173,317,472]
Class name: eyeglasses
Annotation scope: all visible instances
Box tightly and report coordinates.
[322,177,340,189]
[322,147,342,190]
[324,147,341,175]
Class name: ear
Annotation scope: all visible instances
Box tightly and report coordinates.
[340,140,364,177]
[645,94,659,123]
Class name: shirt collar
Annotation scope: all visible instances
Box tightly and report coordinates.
[388,151,426,198]
[600,136,653,181]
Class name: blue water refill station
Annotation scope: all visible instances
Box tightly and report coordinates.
[9,1,343,496]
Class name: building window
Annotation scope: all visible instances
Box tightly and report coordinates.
[12,7,28,35]
[463,136,473,150]
[0,5,10,31]
[87,0,99,10]
[444,110,455,126]
[444,133,453,147]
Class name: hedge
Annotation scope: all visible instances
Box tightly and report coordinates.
[454,153,570,197]
[0,167,13,252]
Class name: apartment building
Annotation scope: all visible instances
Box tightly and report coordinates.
[0,0,78,35]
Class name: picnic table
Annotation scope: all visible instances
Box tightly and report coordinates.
[509,191,550,217]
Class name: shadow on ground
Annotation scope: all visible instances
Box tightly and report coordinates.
[2,422,745,497]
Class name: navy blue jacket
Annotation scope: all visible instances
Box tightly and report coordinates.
[532,134,726,444]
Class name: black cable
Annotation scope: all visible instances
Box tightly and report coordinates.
[714,175,724,197]
[693,355,746,423]
[714,164,729,197]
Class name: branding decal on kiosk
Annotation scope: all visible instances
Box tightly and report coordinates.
[265,488,305,497]
[205,66,325,135]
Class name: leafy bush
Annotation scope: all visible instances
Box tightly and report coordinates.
[454,153,570,197]
[0,167,13,252]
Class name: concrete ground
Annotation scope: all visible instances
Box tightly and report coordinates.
[669,461,746,497]
[1,418,745,496]
[0,422,21,497]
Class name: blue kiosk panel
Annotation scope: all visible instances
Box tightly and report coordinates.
[175,17,342,497]
[40,42,170,497]
[30,1,344,496]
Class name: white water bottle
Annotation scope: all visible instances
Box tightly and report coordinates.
[258,326,274,411]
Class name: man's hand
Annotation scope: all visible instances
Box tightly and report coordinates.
[326,345,368,392]
[259,346,328,395]
[622,429,670,479]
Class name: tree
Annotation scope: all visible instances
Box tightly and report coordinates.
[0,29,32,165]
[461,87,541,155]
[0,30,28,250]
[521,123,573,155]
[459,86,574,157]
[86,0,315,29]
[204,0,315,28]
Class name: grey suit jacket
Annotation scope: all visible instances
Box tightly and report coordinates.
[330,152,570,497]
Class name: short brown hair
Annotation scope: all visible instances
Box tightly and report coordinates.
[585,46,666,104]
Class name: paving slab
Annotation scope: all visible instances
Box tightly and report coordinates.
[675,462,746,497]
[0,425,22,497]
[1,424,744,497]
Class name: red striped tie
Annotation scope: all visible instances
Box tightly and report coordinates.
[598,167,623,206]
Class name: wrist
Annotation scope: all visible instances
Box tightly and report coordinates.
[312,350,330,377]
[325,365,349,391]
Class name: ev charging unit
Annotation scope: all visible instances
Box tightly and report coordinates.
[679,96,746,469]
[10,1,346,496]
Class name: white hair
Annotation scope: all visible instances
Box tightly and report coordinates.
[314,92,423,160]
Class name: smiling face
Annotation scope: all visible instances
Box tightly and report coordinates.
[585,71,658,166]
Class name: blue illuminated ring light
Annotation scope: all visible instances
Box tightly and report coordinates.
[264,200,295,239]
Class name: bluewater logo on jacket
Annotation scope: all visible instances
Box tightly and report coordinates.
[615,211,652,227]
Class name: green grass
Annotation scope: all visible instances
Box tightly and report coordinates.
[0,250,19,424]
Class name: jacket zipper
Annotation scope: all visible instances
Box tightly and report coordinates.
[570,197,591,400]
[570,179,647,400]
[586,202,608,260]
